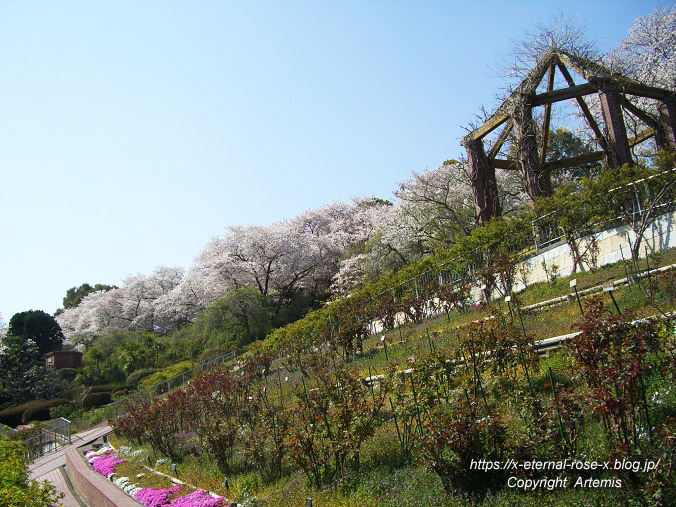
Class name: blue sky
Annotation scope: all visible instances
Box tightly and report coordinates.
[0,1,670,321]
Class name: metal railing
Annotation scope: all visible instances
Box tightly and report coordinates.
[74,349,238,425]
[67,172,675,433]
[19,350,239,459]
[372,171,675,308]
[0,426,16,438]
[23,417,71,460]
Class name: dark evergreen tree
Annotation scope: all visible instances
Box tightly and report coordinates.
[7,310,64,357]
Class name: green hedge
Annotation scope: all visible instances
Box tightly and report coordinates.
[81,392,111,409]
[0,405,27,428]
[0,399,72,427]
[138,361,193,390]
[126,368,159,388]
[21,400,71,424]
[55,368,78,382]
[64,385,112,401]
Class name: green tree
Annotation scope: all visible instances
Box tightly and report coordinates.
[0,335,41,403]
[0,437,63,506]
[55,282,116,315]
[7,310,64,357]
[190,288,271,354]
[117,334,164,376]
[546,127,600,185]
[534,183,597,273]
[584,157,676,261]
[0,333,68,403]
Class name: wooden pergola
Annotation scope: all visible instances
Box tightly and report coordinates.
[462,48,676,224]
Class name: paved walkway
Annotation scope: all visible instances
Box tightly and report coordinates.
[29,422,113,507]
[38,468,82,507]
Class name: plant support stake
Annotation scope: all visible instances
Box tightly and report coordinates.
[548,367,566,444]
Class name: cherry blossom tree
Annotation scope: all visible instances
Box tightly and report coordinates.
[394,161,476,245]
[58,266,184,341]
[608,7,675,153]
[610,6,675,90]
[0,313,6,342]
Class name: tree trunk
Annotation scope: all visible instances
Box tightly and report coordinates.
[465,139,502,224]
[513,95,551,202]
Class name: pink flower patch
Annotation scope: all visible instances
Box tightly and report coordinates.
[91,453,126,477]
[168,490,224,507]
[134,485,182,507]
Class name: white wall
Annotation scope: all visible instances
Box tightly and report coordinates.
[370,210,675,332]
[512,210,675,292]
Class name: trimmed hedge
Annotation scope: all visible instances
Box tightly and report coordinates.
[65,385,112,402]
[0,399,72,427]
[0,405,28,428]
[126,368,159,388]
[22,400,71,424]
[112,384,131,394]
[138,361,193,390]
[81,392,111,409]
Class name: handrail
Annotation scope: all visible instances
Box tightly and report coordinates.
[26,349,240,457]
[22,417,71,460]
[366,170,675,309]
[72,349,238,426]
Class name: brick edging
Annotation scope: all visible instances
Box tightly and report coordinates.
[65,446,142,507]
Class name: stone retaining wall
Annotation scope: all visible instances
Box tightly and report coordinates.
[65,445,141,507]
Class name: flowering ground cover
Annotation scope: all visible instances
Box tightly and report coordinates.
[134,485,181,507]
[167,490,226,507]
[85,446,225,507]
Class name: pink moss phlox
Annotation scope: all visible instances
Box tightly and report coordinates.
[169,490,224,507]
[134,485,182,507]
[91,453,126,477]
[85,448,113,458]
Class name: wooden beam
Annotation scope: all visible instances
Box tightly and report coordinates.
[629,128,655,146]
[540,65,556,167]
[532,82,597,106]
[543,152,604,172]
[557,52,671,100]
[556,63,608,152]
[621,98,659,129]
[612,81,671,101]
[557,51,642,87]
[541,128,654,172]
[463,113,510,142]
[492,158,518,170]
[463,50,558,144]
[488,120,513,160]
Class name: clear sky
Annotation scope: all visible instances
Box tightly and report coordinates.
[0,0,670,322]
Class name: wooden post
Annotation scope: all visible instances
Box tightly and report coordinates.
[513,94,551,201]
[657,96,676,151]
[465,138,502,224]
[598,85,633,168]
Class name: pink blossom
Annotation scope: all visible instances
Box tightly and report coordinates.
[91,453,126,477]
[168,490,224,507]
[134,485,182,507]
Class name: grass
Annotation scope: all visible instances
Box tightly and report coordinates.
[102,249,675,507]
[344,280,674,380]
[237,465,627,507]
[107,433,233,499]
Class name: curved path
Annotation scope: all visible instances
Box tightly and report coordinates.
[29,422,112,507]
